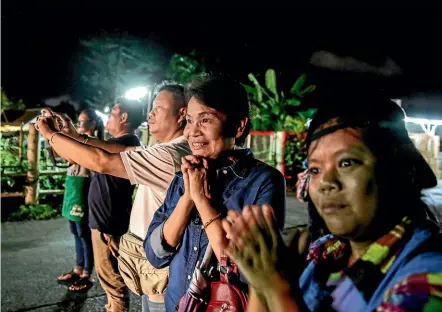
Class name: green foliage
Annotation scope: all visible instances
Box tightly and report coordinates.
[1,88,25,111]
[1,134,66,221]
[7,204,60,221]
[0,135,28,170]
[39,175,66,191]
[166,51,206,84]
[284,133,308,188]
[244,69,316,132]
[244,69,316,187]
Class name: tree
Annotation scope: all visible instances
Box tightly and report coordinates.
[165,51,206,84]
[244,69,316,132]
[76,33,169,110]
[1,88,25,111]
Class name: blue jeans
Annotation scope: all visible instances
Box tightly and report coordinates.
[69,220,93,274]
[142,295,166,312]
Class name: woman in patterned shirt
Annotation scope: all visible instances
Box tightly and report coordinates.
[223,92,442,311]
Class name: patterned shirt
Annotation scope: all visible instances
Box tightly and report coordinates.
[303,217,442,311]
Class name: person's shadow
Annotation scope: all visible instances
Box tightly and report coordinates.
[51,291,88,312]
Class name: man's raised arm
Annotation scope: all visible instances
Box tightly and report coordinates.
[36,117,130,179]
[51,132,129,179]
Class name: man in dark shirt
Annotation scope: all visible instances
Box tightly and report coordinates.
[36,98,142,312]
[87,131,140,236]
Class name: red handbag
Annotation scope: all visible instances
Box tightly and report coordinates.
[177,245,248,312]
[206,252,248,311]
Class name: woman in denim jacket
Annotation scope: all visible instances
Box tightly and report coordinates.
[144,73,286,311]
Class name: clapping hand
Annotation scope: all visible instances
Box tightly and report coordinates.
[222,205,311,297]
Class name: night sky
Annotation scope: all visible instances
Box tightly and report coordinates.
[2,5,442,107]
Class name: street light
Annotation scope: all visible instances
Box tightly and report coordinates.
[124,85,153,123]
[124,86,148,101]
[95,110,108,125]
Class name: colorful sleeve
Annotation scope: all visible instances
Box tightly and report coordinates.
[376,273,442,311]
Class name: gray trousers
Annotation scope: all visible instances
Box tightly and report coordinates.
[141,295,166,312]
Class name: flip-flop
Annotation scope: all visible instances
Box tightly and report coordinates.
[68,277,93,293]
[57,270,80,285]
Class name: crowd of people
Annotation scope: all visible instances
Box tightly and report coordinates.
[35,73,442,312]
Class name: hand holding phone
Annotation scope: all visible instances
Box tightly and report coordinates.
[39,109,68,132]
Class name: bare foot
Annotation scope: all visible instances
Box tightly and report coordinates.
[68,275,93,292]
[57,268,82,281]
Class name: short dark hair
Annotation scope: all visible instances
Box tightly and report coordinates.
[185,73,251,146]
[153,81,187,128]
[154,81,186,109]
[115,97,144,129]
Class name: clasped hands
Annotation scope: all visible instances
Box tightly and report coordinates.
[181,155,311,301]
[181,155,212,206]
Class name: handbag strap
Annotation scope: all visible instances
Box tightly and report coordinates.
[219,250,240,284]
[220,251,238,273]
[202,244,238,274]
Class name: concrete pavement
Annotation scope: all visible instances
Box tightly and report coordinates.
[3,185,442,312]
[0,196,308,312]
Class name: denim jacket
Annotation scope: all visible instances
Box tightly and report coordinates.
[144,148,286,311]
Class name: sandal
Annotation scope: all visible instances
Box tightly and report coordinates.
[68,277,93,293]
[57,270,80,285]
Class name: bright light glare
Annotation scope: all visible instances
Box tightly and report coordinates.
[125,87,148,100]
[95,110,108,125]
[104,106,110,113]
[404,116,442,126]
[404,116,442,135]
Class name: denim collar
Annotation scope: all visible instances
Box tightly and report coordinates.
[216,148,254,179]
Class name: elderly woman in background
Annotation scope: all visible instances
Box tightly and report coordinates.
[223,93,442,312]
[144,73,287,311]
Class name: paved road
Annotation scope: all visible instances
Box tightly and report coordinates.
[3,185,442,312]
[1,196,308,312]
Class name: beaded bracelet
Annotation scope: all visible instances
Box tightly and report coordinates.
[202,213,222,230]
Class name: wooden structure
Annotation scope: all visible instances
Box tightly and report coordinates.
[408,133,440,177]
[1,108,66,204]
[247,131,287,175]
[405,116,442,178]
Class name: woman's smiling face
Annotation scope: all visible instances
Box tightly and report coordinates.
[184,96,236,159]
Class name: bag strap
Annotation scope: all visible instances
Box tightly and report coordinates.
[200,243,240,277]
[219,250,240,283]
[220,251,238,273]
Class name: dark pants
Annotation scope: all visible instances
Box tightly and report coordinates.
[69,220,94,274]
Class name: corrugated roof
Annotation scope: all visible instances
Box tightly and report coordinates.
[1,108,44,132]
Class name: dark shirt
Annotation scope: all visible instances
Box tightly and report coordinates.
[144,148,286,311]
[88,134,141,235]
